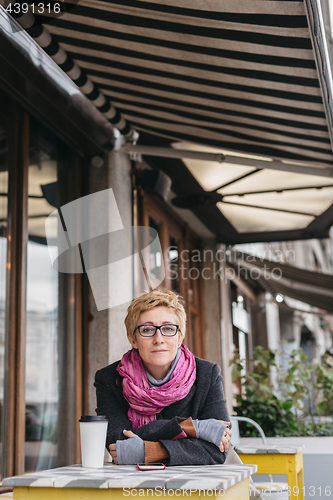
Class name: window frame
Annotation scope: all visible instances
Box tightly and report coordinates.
[0,95,85,480]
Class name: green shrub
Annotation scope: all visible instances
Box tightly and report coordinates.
[231,346,333,437]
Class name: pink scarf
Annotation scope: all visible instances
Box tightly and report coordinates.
[117,344,196,428]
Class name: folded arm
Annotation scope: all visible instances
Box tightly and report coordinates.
[112,418,232,466]
[95,361,231,465]
[95,368,189,446]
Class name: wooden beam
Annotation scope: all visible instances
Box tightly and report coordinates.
[5,102,29,476]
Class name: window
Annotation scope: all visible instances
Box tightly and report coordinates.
[0,91,84,478]
[231,285,253,386]
[148,217,163,287]
[168,236,180,294]
[0,103,9,481]
[25,117,83,471]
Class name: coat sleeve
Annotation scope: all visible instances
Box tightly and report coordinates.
[94,367,187,449]
[197,363,230,422]
[95,361,230,465]
[159,363,230,465]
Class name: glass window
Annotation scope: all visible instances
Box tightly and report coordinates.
[190,314,197,354]
[169,236,180,293]
[25,117,77,472]
[148,217,163,286]
[0,114,8,481]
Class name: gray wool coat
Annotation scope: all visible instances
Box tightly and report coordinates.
[94,355,230,465]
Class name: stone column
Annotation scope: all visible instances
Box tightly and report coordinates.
[88,135,133,414]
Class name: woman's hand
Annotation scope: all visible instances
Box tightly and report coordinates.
[217,421,232,453]
[109,430,136,464]
[109,443,118,464]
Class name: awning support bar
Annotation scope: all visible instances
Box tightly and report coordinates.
[123,145,333,178]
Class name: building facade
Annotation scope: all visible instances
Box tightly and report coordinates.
[1,0,333,485]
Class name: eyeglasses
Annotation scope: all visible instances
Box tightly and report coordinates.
[135,324,179,337]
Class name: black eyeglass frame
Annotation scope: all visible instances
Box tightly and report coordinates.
[135,324,180,337]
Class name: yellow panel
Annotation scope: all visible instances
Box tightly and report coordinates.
[14,487,125,500]
[240,453,304,499]
[241,454,290,474]
[13,479,250,500]
[240,452,303,475]
[219,478,249,499]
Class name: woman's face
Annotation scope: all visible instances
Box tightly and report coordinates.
[130,306,182,380]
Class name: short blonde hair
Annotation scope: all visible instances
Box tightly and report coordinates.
[125,290,186,343]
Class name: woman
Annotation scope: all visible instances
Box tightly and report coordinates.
[94,289,232,466]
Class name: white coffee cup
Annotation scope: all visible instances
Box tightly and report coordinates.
[79,415,108,468]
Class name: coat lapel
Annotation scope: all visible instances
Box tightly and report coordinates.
[159,384,197,419]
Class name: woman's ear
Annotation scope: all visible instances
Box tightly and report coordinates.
[129,335,138,349]
[177,337,182,348]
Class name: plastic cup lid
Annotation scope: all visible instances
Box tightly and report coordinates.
[79,415,108,422]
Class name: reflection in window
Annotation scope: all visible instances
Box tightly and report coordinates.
[148,217,162,284]
[25,118,75,472]
[0,120,8,479]
[190,314,197,355]
[169,236,180,293]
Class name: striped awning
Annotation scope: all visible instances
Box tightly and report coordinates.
[4,0,333,242]
[31,0,333,166]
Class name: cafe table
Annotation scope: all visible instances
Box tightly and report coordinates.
[237,444,304,499]
[3,463,257,500]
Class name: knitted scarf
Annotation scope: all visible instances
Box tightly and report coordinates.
[117,344,196,428]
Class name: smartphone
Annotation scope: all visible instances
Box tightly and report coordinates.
[137,463,166,471]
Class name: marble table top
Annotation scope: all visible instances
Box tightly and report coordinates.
[236,444,304,454]
[3,463,257,491]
